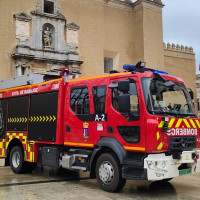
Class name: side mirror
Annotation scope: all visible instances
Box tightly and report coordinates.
[163,81,175,87]
[118,94,130,113]
[118,80,130,93]
[188,89,194,100]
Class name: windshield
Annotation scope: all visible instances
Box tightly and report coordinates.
[142,77,195,116]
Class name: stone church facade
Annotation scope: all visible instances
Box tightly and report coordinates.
[0,0,196,104]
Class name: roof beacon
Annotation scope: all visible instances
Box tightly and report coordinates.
[123,61,146,72]
[153,69,168,75]
[123,61,168,75]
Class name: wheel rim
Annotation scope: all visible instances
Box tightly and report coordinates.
[12,151,20,168]
[99,161,114,184]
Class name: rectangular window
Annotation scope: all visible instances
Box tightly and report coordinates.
[104,57,113,73]
[70,87,90,114]
[92,86,107,114]
[44,0,55,14]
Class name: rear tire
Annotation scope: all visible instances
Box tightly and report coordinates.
[9,146,25,173]
[96,153,126,192]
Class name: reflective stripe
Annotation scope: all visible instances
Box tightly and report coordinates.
[156,132,160,140]
[168,118,175,128]
[158,121,164,128]
[64,142,94,148]
[195,120,200,128]
[183,119,191,128]
[157,142,163,150]
[190,119,197,128]
[68,72,130,83]
[175,119,182,128]
[123,146,145,151]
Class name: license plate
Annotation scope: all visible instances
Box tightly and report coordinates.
[179,168,192,176]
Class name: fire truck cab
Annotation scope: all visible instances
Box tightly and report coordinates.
[0,62,200,192]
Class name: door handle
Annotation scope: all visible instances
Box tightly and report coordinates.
[66,125,71,132]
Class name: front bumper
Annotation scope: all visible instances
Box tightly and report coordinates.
[144,150,200,180]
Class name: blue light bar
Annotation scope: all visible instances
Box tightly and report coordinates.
[123,64,137,71]
[153,70,168,75]
[123,63,169,75]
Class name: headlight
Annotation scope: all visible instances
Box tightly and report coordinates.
[161,161,166,168]
[156,172,164,178]
[147,161,167,172]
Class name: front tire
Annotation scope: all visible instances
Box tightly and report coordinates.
[96,153,126,192]
[9,146,25,173]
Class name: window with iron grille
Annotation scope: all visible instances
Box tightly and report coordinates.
[104,57,113,73]
[44,0,55,14]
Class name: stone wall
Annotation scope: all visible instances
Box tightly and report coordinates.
[164,42,197,111]
[0,0,166,80]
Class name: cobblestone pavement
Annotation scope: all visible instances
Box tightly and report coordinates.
[0,159,200,200]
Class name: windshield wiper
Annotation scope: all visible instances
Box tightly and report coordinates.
[148,109,196,118]
[174,113,196,118]
[148,109,173,116]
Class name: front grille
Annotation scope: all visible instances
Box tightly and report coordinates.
[168,137,196,151]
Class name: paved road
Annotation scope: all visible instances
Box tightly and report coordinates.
[0,159,200,200]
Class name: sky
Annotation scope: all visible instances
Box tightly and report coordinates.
[162,0,200,74]
[131,0,200,74]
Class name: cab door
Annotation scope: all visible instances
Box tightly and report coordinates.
[64,84,94,148]
[107,76,146,152]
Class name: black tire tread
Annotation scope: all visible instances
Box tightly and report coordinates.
[96,153,126,192]
[9,146,25,174]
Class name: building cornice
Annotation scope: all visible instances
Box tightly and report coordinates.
[13,12,32,21]
[88,0,133,12]
[133,0,164,13]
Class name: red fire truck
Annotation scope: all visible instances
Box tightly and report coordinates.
[0,62,200,192]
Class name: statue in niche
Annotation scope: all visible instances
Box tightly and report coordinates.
[43,26,53,48]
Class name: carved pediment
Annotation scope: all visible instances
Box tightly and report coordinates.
[66,23,80,30]
[57,9,66,19]
[13,12,32,21]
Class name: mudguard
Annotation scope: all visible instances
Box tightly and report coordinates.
[91,137,127,164]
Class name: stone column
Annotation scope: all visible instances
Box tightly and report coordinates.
[14,59,30,76]
[133,0,164,70]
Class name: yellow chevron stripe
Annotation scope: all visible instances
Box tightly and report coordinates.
[175,119,182,128]
[195,120,200,128]
[168,118,175,128]
[158,121,164,128]
[183,119,191,128]
[156,132,160,140]
[157,142,163,150]
[189,119,197,128]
